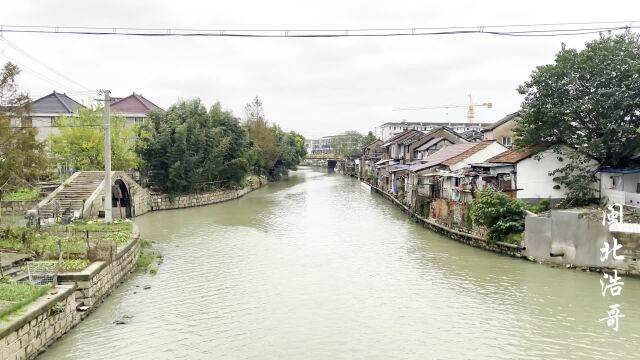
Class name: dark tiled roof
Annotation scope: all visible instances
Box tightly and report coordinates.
[409,143,478,172]
[382,129,424,146]
[482,111,521,132]
[381,121,490,126]
[110,93,163,114]
[487,146,541,163]
[442,142,491,166]
[31,91,85,114]
[415,137,445,151]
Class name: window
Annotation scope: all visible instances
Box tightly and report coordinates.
[134,117,144,126]
[501,136,513,146]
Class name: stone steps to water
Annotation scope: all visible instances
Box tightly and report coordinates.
[37,171,105,219]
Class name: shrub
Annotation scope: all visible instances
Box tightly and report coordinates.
[469,188,527,243]
[527,197,551,214]
[1,187,40,201]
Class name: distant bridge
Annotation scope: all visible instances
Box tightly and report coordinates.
[304,154,341,168]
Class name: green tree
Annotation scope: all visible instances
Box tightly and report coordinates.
[331,131,364,157]
[137,99,250,194]
[0,62,48,188]
[469,188,527,243]
[243,96,305,179]
[49,108,138,171]
[362,131,378,147]
[245,97,278,173]
[516,31,640,162]
[515,32,640,205]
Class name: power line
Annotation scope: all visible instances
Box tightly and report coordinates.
[0,37,93,91]
[0,21,637,38]
[0,53,76,92]
[1,125,103,129]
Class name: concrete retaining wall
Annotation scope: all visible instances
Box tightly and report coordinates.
[524,210,640,276]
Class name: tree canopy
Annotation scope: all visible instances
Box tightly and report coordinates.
[137,99,250,194]
[49,108,139,171]
[244,96,306,178]
[0,62,48,188]
[515,31,640,167]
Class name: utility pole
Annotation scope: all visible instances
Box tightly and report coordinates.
[103,90,112,224]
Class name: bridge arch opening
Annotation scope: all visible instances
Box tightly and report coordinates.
[112,179,132,218]
[327,159,337,171]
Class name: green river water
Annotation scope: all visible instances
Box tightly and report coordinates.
[41,167,640,359]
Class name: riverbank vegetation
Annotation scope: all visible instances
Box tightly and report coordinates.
[137,97,306,194]
[0,63,49,190]
[49,109,139,171]
[0,219,133,261]
[1,187,41,202]
[469,189,527,243]
[0,283,51,319]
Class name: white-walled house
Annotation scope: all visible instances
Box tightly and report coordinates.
[484,146,599,203]
[600,168,640,207]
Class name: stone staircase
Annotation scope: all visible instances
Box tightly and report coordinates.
[37,172,105,219]
[0,253,32,282]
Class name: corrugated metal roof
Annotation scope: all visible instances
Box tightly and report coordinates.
[31,91,85,114]
[415,137,444,151]
[600,167,640,174]
[408,143,477,172]
[442,142,491,166]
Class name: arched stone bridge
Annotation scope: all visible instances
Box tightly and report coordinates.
[34,171,152,220]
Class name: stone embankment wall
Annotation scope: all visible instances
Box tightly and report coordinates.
[0,225,141,360]
[150,177,267,211]
[369,184,522,257]
[58,225,141,307]
[0,200,39,217]
[0,285,77,360]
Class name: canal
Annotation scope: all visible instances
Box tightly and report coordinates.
[42,167,640,359]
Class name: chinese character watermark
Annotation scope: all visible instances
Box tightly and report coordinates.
[599,304,625,332]
[599,203,625,332]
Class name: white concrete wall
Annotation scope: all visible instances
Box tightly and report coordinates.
[516,148,598,200]
[31,116,58,142]
[450,142,507,171]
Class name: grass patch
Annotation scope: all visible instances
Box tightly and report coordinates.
[29,259,90,272]
[505,232,524,245]
[0,283,51,319]
[1,187,40,202]
[136,254,154,270]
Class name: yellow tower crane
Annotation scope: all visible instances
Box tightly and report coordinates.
[393,94,493,123]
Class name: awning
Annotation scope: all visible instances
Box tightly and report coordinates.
[389,165,410,173]
[375,159,395,165]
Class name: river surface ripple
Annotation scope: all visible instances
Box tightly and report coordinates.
[41,167,640,359]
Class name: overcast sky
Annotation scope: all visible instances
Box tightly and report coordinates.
[1,1,639,138]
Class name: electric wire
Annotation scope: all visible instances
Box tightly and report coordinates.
[0,37,93,91]
[0,21,637,38]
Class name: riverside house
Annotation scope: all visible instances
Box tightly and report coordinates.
[472,146,599,204]
[481,111,520,148]
[23,91,85,141]
[109,92,164,126]
[406,142,507,208]
[599,167,640,207]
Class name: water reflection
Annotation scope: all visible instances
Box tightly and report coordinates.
[41,167,640,360]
